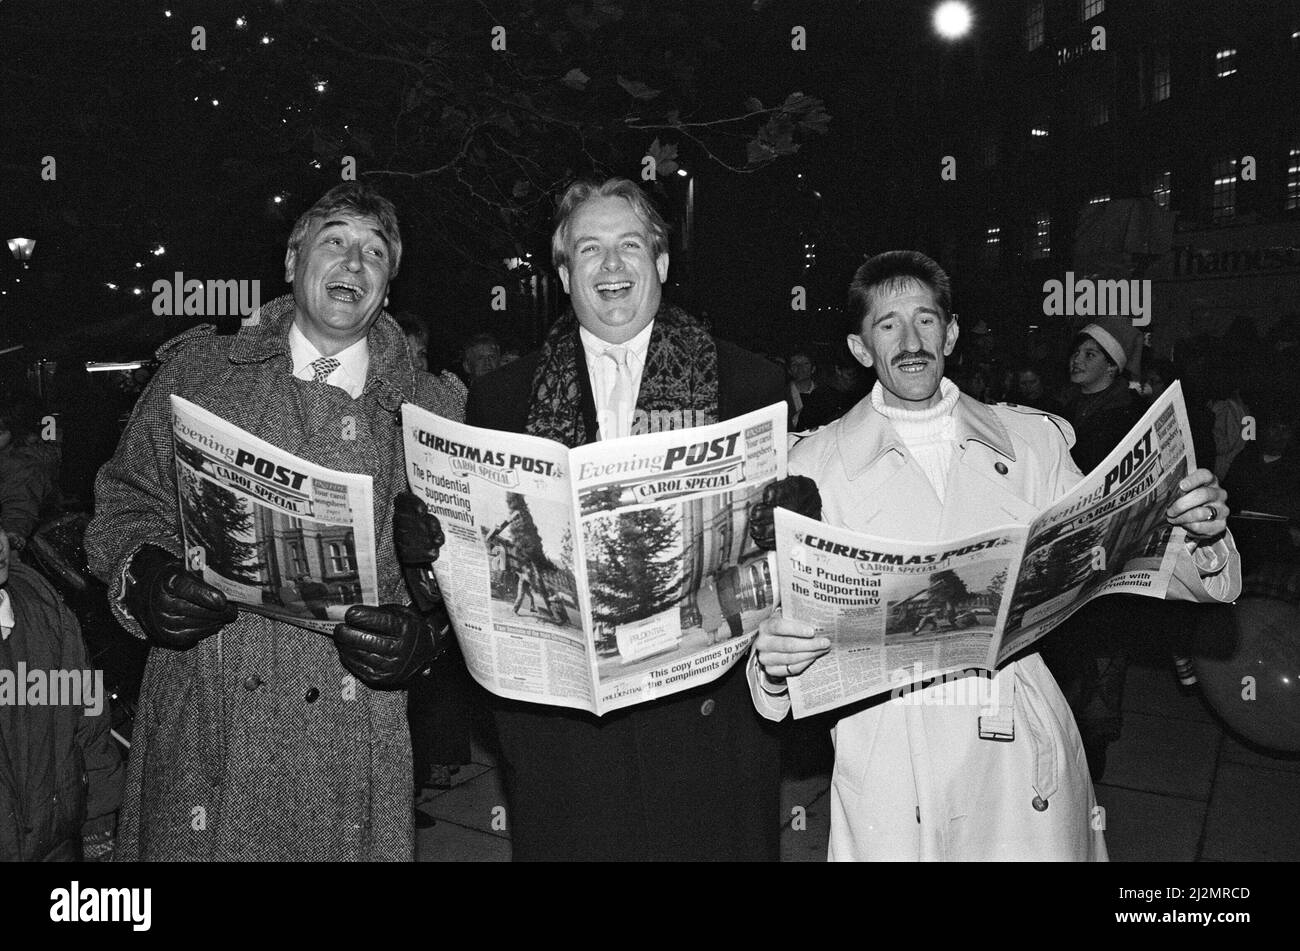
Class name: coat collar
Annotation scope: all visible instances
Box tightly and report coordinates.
[225,293,416,412]
[838,386,1016,479]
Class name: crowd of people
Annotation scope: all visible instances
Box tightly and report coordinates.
[0,173,1288,862]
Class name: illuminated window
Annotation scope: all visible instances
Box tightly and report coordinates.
[1150,48,1171,103]
[1215,48,1238,78]
[1286,141,1300,211]
[1080,0,1105,21]
[327,542,353,574]
[1151,171,1172,209]
[1025,0,1045,51]
[984,226,1001,264]
[1210,158,1236,221]
[1031,213,1051,258]
[1088,193,1110,205]
[1030,125,1050,139]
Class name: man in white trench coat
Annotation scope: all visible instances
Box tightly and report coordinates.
[749,251,1241,861]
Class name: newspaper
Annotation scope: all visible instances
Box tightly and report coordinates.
[402,402,787,715]
[170,396,380,634]
[775,382,1198,718]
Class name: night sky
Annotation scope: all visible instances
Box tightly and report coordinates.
[1,0,995,362]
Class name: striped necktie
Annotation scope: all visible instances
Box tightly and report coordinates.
[310,357,340,384]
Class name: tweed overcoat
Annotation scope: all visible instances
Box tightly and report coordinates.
[466,329,786,861]
[84,294,464,861]
[749,390,1241,861]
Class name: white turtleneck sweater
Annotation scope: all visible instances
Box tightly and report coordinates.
[871,377,962,503]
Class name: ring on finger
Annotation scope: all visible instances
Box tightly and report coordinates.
[1206,503,1218,521]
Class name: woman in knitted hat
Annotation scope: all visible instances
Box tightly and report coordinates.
[1051,319,1147,778]
[1061,319,1143,473]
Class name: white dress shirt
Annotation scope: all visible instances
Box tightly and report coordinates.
[0,589,14,641]
[288,322,369,398]
[579,321,654,441]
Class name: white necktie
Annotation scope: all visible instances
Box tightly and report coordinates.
[603,345,632,441]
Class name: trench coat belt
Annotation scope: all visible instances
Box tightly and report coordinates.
[1015,664,1061,806]
[977,669,1016,741]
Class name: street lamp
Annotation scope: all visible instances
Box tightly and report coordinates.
[7,237,35,268]
[933,1,973,40]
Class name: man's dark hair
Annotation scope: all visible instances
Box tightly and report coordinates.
[845,251,953,336]
[287,181,403,277]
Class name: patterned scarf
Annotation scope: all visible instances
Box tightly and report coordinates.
[526,302,719,448]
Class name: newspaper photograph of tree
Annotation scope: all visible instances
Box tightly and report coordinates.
[177,471,265,585]
[584,506,683,631]
[482,491,580,634]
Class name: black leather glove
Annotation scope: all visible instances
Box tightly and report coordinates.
[394,490,445,613]
[334,603,448,689]
[748,475,824,551]
[124,544,238,650]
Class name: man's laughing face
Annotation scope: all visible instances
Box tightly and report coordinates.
[285,212,393,354]
[558,195,669,345]
[847,279,958,410]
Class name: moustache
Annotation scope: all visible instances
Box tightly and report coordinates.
[892,351,937,366]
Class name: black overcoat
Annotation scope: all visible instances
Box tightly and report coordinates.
[466,329,785,861]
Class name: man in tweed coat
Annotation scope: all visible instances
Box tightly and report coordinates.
[85,182,463,861]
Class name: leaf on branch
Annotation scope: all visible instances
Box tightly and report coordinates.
[665,109,681,127]
[779,92,831,132]
[744,97,764,113]
[617,75,663,100]
[747,138,778,166]
[647,138,678,176]
[512,179,530,198]
[758,114,797,153]
[561,67,590,90]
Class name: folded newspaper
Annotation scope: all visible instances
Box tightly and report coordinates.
[774,382,1199,718]
[402,402,787,715]
[170,396,380,634]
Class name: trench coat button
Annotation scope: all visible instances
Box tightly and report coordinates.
[304,687,320,703]
[243,674,263,691]
[994,461,1009,475]
[700,698,716,716]
[1031,795,1049,811]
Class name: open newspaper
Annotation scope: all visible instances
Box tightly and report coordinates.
[170,396,380,634]
[774,381,1198,718]
[402,402,786,715]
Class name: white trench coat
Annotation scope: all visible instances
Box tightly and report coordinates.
[750,391,1240,861]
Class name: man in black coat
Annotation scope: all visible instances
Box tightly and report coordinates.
[467,177,784,861]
